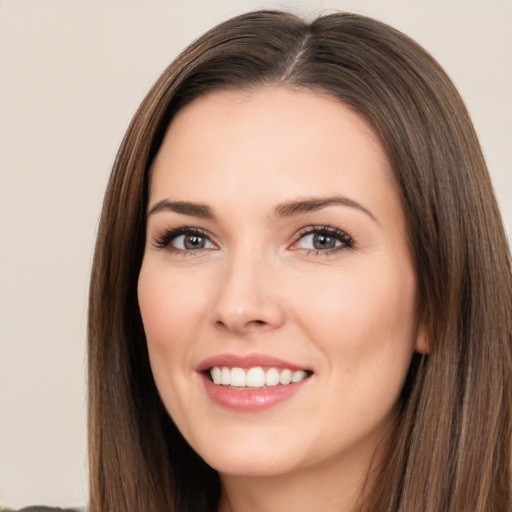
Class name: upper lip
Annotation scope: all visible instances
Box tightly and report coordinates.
[197,353,312,372]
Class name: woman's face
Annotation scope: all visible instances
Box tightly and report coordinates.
[138,87,425,480]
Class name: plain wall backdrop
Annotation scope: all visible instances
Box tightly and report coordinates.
[1,0,510,508]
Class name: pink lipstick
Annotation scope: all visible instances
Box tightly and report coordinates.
[197,353,312,411]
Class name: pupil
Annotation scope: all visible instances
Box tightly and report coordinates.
[184,235,205,250]
[313,233,335,250]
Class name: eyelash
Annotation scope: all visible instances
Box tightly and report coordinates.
[152,226,215,252]
[151,225,354,255]
[291,225,354,255]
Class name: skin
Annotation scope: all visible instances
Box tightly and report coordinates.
[138,87,427,512]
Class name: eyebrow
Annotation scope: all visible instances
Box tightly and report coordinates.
[148,199,214,219]
[147,195,377,223]
[274,196,377,223]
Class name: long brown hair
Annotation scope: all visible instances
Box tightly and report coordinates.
[88,10,512,511]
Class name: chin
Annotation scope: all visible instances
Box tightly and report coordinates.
[189,432,304,478]
[206,453,298,478]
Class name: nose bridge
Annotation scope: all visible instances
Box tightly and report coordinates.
[211,241,284,333]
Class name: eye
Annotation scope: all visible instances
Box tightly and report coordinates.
[153,227,216,252]
[290,226,354,254]
[172,232,214,250]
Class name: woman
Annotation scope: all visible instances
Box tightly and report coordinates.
[87,10,511,512]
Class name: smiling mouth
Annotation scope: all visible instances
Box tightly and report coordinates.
[206,366,313,389]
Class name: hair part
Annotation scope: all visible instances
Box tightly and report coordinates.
[88,10,512,511]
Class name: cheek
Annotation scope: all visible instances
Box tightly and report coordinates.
[137,262,214,406]
[290,261,418,371]
[299,266,417,427]
[137,263,207,349]
[137,263,211,422]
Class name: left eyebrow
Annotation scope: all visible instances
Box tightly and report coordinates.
[274,196,378,223]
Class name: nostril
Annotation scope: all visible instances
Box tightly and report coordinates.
[214,318,268,333]
[247,319,268,328]
[212,301,285,333]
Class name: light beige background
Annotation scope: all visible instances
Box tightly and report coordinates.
[1,0,510,508]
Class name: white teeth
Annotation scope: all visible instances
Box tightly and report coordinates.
[246,367,266,387]
[209,366,309,388]
[291,370,307,383]
[279,369,292,385]
[221,367,230,385]
[230,367,246,387]
[211,366,222,385]
[265,367,280,387]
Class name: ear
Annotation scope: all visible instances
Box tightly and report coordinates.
[414,309,431,354]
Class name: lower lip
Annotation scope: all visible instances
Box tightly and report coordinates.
[200,373,310,411]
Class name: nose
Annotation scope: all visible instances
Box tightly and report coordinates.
[210,252,285,335]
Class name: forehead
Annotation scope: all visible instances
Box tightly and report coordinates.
[149,86,396,211]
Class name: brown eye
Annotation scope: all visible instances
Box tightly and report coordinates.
[171,232,214,251]
[181,234,207,250]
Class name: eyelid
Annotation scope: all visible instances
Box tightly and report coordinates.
[151,226,218,252]
[150,224,354,254]
[289,225,355,253]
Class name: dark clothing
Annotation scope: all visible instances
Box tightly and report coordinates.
[1,507,81,512]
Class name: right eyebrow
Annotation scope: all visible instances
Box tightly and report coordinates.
[147,199,215,219]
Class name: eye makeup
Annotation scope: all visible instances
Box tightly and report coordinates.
[150,223,355,257]
[152,226,217,253]
[289,225,355,255]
